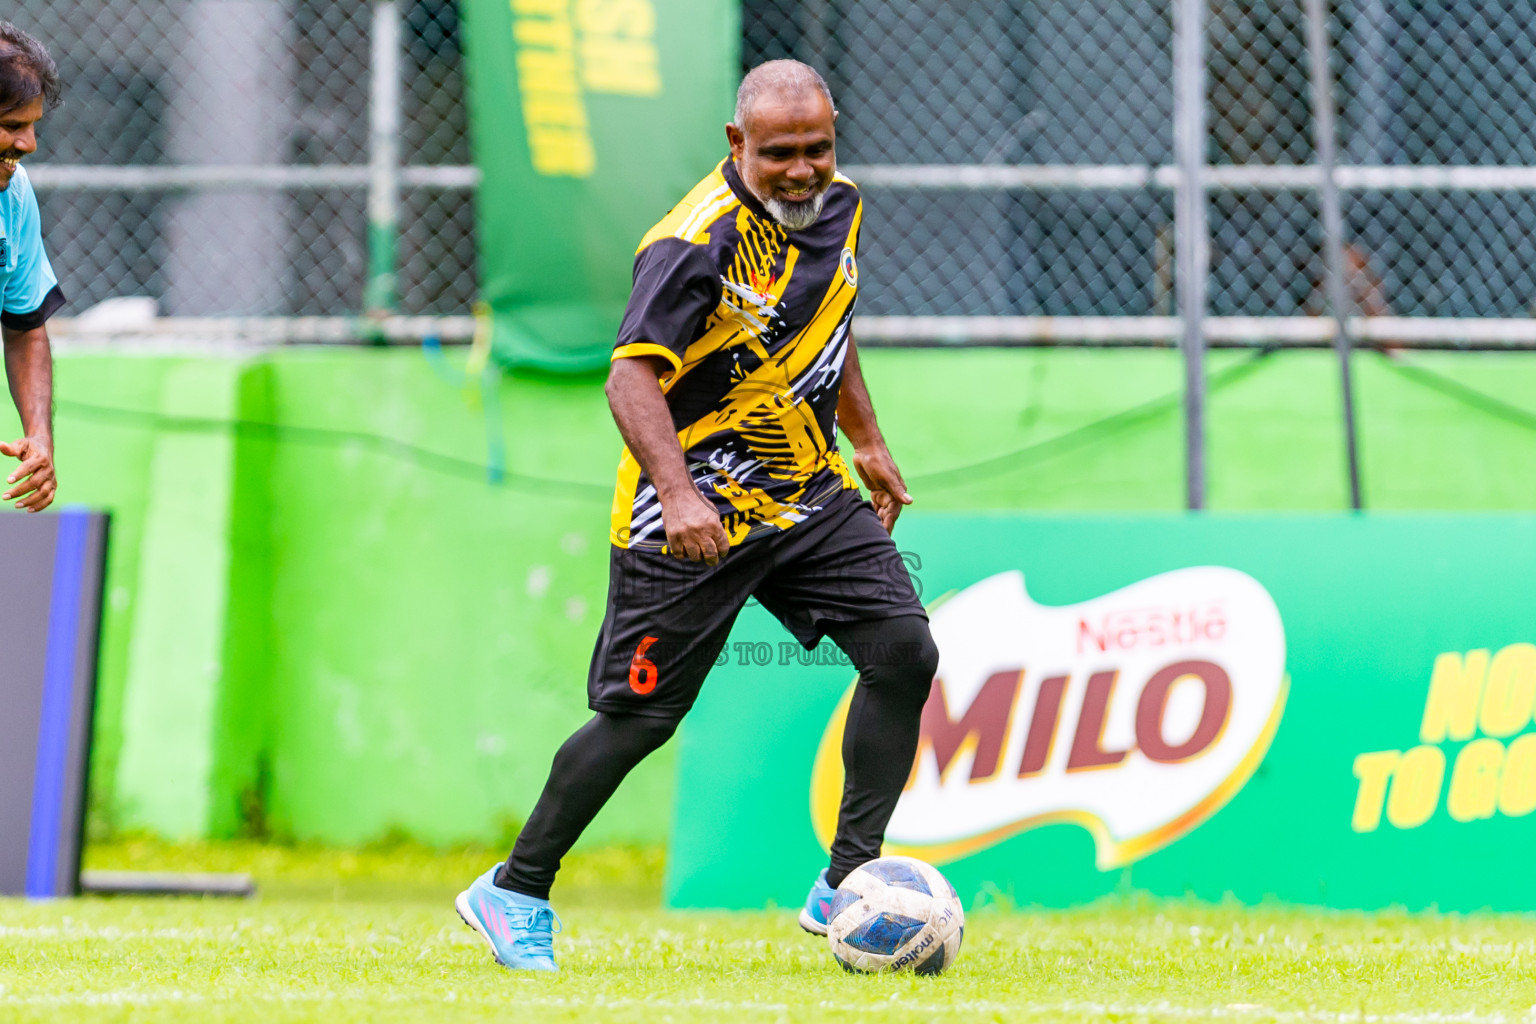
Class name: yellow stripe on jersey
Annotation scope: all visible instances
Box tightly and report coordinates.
[679,189,739,244]
[667,222,802,388]
[611,341,682,375]
[731,211,786,294]
[826,450,858,490]
[801,197,864,328]
[715,473,853,546]
[673,198,863,457]
[609,448,644,547]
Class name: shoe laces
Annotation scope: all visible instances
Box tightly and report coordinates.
[508,904,562,960]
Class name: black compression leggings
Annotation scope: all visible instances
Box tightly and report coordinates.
[497,614,938,900]
[820,615,938,887]
[495,712,678,899]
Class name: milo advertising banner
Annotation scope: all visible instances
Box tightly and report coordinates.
[463,0,737,372]
[667,515,1536,912]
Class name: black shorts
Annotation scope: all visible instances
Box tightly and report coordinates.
[586,489,927,718]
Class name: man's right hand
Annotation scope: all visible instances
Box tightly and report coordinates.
[605,355,730,564]
[662,489,731,565]
[1,435,56,512]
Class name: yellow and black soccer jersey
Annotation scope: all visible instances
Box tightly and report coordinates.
[609,157,863,551]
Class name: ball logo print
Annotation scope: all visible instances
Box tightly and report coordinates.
[811,567,1288,868]
[839,246,857,288]
[826,856,964,974]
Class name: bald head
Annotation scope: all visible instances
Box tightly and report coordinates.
[727,60,838,232]
[733,59,834,131]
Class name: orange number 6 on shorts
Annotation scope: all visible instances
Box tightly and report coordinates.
[629,635,660,695]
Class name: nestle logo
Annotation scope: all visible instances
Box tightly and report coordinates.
[1077,602,1227,654]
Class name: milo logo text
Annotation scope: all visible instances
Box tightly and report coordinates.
[811,568,1288,868]
[913,658,1233,787]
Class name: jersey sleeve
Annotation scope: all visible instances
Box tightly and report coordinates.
[0,172,63,331]
[611,237,719,374]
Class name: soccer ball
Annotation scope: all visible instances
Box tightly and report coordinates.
[826,856,964,974]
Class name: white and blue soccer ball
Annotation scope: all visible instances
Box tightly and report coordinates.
[826,856,964,974]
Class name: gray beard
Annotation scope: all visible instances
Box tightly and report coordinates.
[761,189,826,232]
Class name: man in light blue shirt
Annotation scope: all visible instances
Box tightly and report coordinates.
[0,23,63,512]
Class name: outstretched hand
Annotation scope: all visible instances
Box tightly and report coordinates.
[852,445,912,533]
[0,435,55,512]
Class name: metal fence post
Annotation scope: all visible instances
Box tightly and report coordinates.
[1304,0,1364,511]
[366,0,403,320]
[1174,0,1210,511]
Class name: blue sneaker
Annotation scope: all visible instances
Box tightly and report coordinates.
[455,866,561,971]
[798,868,837,935]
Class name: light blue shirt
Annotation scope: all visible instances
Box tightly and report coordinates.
[0,166,59,323]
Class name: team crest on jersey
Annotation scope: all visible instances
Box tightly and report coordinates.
[840,247,858,288]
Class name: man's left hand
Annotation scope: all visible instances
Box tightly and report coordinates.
[0,435,56,511]
[852,444,912,534]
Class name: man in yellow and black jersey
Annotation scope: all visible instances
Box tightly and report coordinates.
[456,61,940,972]
[607,126,865,551]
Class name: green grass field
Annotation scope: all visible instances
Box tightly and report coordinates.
[0,840,1531,1023]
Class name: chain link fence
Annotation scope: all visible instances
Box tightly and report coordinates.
[749,2,1174,320]
[746,0,1536,345]
[12,2,1536,339]
[12,0,474,321]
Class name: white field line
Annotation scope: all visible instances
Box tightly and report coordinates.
[0,990,1529,1023]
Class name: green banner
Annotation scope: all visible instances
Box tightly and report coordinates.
[667,514,1536,912]
[463,0,737,372]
